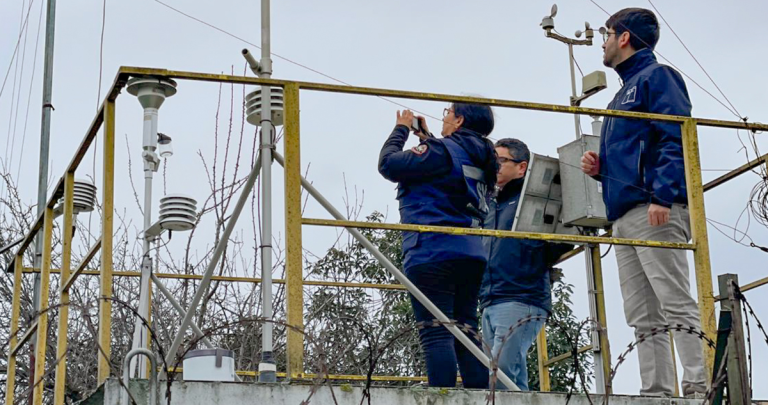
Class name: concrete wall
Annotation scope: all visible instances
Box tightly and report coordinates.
[94,378,703,405]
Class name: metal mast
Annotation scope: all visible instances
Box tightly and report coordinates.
[30,0,58,391]
[257,0,277,383]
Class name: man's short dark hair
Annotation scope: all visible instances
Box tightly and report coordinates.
[452,103,494,137]
[494,138,530,163]
[606,8,660,51]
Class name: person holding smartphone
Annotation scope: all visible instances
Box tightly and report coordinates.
[378,103,497,388]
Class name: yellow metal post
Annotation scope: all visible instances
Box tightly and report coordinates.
[98,99,116,383]
[32,207,54,405]
[591,245,612,393]
[681,119,716,375]
[536,328,550,391]
[53,173,75,405]
[283,82,304,377]
[5,256,23,405]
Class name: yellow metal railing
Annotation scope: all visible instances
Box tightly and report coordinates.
[5,66,768,404]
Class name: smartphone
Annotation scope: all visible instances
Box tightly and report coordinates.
[411,117,433,139]
[411,117,422,133]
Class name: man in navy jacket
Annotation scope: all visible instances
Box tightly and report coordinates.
[581,8,706,397]
[480,138,572,390]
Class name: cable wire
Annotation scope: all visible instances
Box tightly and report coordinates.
[7,0,34,183]
[572,54,585,78]
[588,0,743,120]
[647,0,742,119]
[96,0,107,110]
[89,0,108,239]
[3,1,28,173]
[0,0,37,101]
[14,0,46,188]
[1,0,36,213]
[153,0,449,130]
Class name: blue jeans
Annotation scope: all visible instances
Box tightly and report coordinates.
[481,301,547,390]
[406,259,489,388]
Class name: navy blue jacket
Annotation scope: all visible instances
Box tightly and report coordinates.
[595,49,692,221]
[379,125,497,269]
[479,178,573,313]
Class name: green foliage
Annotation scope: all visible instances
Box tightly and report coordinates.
[527,282,594,392]
[303,212,424,382]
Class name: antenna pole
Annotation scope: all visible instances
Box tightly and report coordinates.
[543,10,608,392]
[130,105,159,379]
[568,43,581,139]
[257,0,277,383]
[30,0,57,391]
[125,77,177,378]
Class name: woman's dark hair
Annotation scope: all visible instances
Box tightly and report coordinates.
[452,102,494,137]
[606,8,659,51]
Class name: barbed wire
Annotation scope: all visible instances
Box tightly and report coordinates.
[4,279,768,404]
[742,298,753,398]
[1,297,166,405]
[739,292,768,350]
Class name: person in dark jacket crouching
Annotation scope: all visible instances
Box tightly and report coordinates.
[480,138,573,390]
[581,8,706,397]
[378,103,498,388]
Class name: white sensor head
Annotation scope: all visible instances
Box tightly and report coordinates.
[126,77,177,110]
[541,4,558,30]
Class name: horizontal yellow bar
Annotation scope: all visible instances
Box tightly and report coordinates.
[738,275,768,294]
[6,65,762,272]
[116,67,768,131]
[302,218,695,250]
[543,345,593,367]
[23,268,407,291]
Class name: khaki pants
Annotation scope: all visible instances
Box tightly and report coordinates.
[612,204,707,396]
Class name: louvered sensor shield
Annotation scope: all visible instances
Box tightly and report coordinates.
[158,194,197,231]
[245,87,284,127]
[56,179,97,215]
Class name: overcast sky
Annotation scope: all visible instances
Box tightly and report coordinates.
[2,0,768,396]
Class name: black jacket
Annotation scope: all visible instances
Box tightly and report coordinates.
[479,178,574,313]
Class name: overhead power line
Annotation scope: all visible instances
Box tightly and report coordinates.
[0,0,38,101]
[588,0,743,120]
[153,0,449,129]
[647,0,742,120]
[14,0,47,187]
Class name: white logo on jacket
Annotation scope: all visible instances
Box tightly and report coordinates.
[621,86,637,104]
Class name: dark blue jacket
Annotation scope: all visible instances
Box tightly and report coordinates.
[479,178,573,313]
[379,126,497,269]
[596,49,692,221]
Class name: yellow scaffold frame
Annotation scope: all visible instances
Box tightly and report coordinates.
[4,66,768,404]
